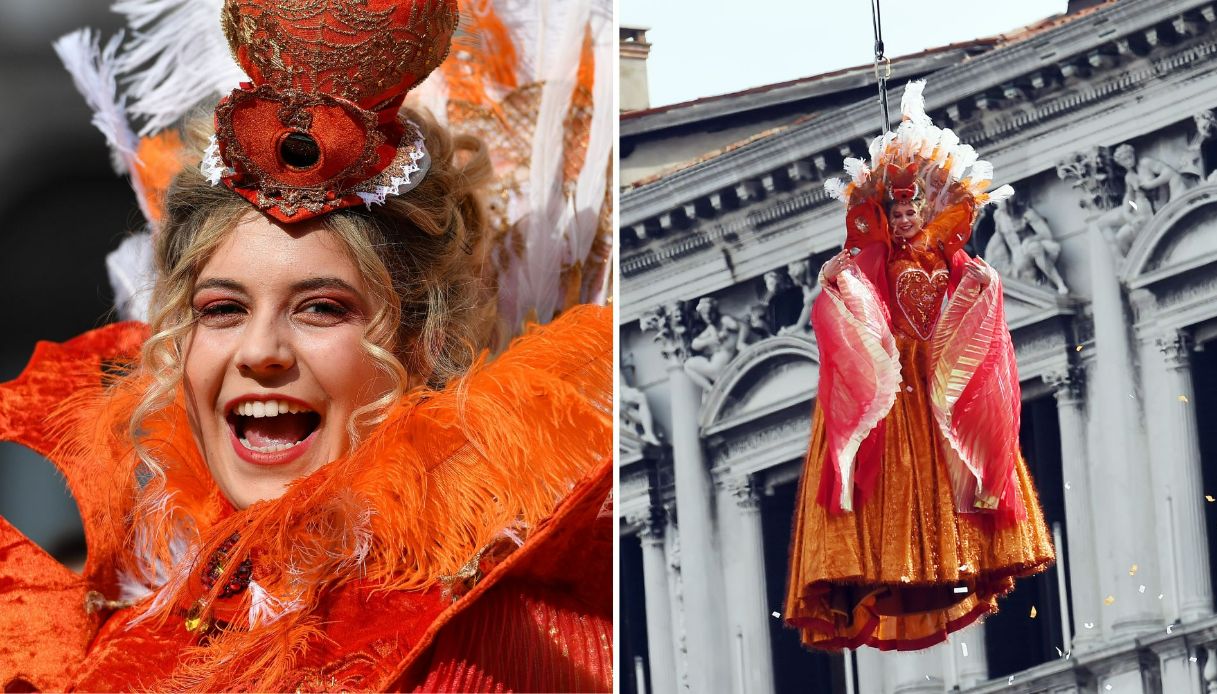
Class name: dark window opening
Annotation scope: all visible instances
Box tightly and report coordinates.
[1190,344,1217,593]
[764,479,851,694]
[619,533,651,694]
[984,395,1069,678]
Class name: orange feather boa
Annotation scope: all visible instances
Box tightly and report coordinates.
[1,303,611,691]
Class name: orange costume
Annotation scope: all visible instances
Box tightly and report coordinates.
[785,81,1054,651]
[2,0,614,689]
[0,306,612,691]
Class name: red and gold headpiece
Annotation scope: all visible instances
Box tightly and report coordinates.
[202,0,459,223]
[885,162,921,205]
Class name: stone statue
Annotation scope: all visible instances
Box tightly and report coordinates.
[684,296,747,393]
[1184,109,1217,183]
[744,304,772,344]
[778,258,820,337]
[1055,146,1122,212]
[619,352,661,445]
[1103,143,1184,255]
[758,269,803,334]
[985,197,1069,294]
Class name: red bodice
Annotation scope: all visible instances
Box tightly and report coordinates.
[887,240,950,341]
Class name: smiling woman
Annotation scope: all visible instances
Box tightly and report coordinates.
[145,107,496,512]
[0,0,613,691]
[184,216,404,507]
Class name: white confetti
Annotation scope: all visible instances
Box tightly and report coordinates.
[1084,622,1095,629]
[954,586,969,594]
[1191,656,1199,662]
[962,642,969,657]
[1167,625,1174,634]
[1065,482,1072,490]
[1106,685,1113,691]
[1139,585,1146,593]
[1009,675,1015,685]
[771,611,781,619]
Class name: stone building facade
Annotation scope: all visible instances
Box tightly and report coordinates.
[618,1,1217,692]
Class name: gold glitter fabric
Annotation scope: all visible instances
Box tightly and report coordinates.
[785,331,1055,651]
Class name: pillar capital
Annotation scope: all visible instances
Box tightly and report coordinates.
[718,474,763,511]
[640,301,697,364]
[1157,330,1194,370]
[1044,364,1085,404]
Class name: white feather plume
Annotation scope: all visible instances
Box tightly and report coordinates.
[843,157,869,185]
[969,160,994,183]
[868,134,885,162]
[52,29,139,176]
[949,144,979,180]
[112,0,247,135]
[106,230,156,323]
[570,0,614,306]
[917,125,943,159]
[934,129,960,167]
[984,184,1016,205]
[248,581,304,628]
[900,80,930,127]
[503,0,594,327]
[824,178,848,202]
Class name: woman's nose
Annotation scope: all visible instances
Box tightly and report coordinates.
[235,315,295,375]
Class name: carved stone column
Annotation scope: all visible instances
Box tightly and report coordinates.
[718,476,775,694]
[642,304,731,693]
[1045,366,1104,650]
[1058,148,1162,638]
[636,510,678,694]
[1152,330,1214,623]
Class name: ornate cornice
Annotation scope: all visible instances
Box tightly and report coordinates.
[621,0,1217,278]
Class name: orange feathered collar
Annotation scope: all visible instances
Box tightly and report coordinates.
[0,304,611,691]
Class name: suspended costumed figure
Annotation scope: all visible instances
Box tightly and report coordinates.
[0,0,613,690]
[785,80,1055,651]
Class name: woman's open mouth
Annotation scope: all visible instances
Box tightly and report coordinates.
[225,398,321,465]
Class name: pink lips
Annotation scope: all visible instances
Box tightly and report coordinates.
[227,424,318,466]
[224,394,320,467]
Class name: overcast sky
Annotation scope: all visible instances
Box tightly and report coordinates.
[621,0,1069,107]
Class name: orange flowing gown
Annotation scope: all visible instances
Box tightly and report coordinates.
[785,237,1055,651]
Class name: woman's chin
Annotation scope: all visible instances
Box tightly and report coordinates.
[209,437,337,509]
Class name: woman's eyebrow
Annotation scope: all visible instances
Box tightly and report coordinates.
[291,277,360,294]
[194,278,246,295]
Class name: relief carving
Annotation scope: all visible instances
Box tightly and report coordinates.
[985,197,1069,294]
[684,297,749,393]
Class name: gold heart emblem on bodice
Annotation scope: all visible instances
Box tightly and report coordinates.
[895,267,950,340]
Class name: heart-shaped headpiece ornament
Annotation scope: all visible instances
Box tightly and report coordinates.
[205,0,459,223]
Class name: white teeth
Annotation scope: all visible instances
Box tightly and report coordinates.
[239,437,304,453]
[234,399,313,418]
